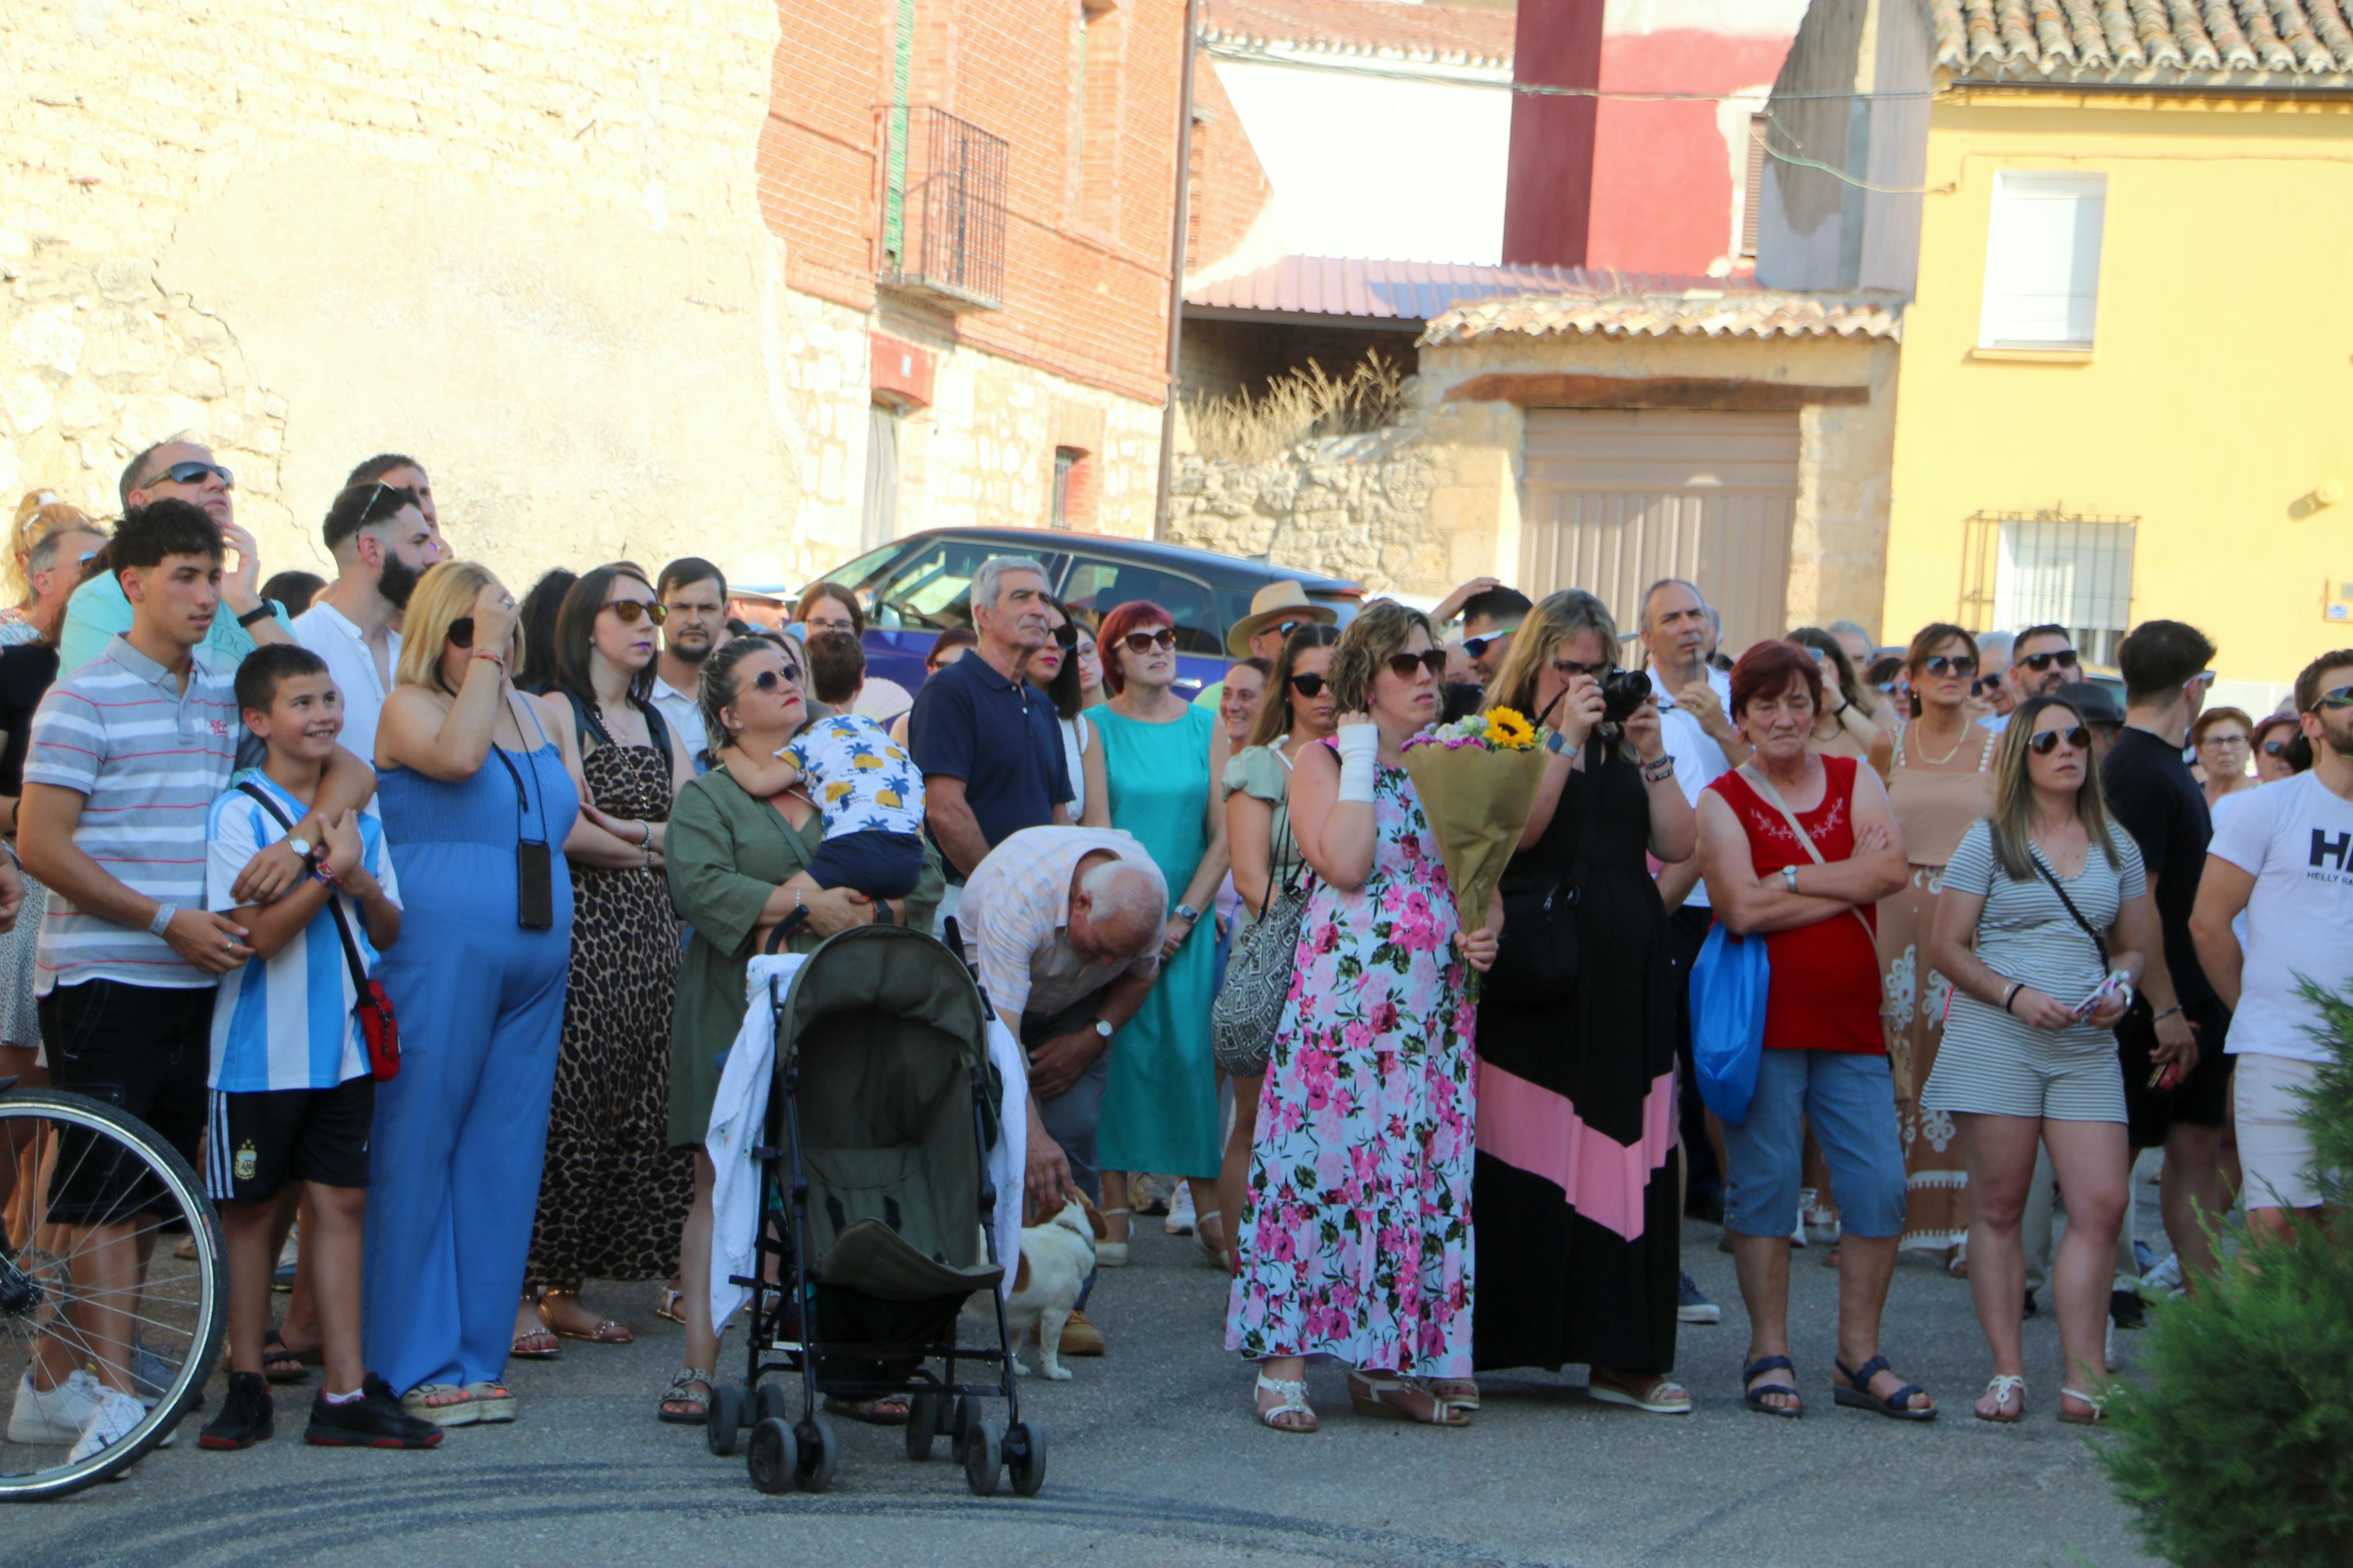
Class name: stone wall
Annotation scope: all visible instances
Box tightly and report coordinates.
[1166,419,1448,593]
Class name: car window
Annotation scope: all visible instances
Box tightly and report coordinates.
[871,539,1066,631]
[1062,556,1222,654]
[824,541,906,601]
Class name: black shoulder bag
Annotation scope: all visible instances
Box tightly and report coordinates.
[1484,735,1601,1007]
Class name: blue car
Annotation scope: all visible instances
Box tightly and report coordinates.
[763,527,1365,702]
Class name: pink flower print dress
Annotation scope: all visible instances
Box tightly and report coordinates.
[1225,751,1478,1377]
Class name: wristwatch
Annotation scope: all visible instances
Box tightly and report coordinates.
[286,834,315,863]
[1090,1018,1115,1041]
[235,601,277,628]
[1781,866,1801,894]
[1173,903,1201,925]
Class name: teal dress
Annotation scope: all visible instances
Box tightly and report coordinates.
[1088,700,1222,1179]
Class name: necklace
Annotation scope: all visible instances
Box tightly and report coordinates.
[1909,717,1971,767]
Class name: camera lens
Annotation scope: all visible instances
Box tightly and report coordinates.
[1600,669,1652,724]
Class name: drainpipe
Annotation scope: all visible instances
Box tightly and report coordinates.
[1153,0,1200,542]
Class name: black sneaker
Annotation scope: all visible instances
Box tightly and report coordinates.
[200,1371,275,1450]
[2022,1289,2038,1320]
[2109,1288,2146,1331]
[306,1376,444,1449]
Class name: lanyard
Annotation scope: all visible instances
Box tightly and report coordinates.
[488,696,554,847]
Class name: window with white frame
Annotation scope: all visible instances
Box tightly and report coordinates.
[1961,507,2138,669]
[1978,171,2107,350]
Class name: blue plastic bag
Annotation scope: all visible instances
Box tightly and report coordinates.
[1690,923,1770,1127]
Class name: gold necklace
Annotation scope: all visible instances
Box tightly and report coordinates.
[1910,717,1970,768]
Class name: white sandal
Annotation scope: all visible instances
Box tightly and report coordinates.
[2058,1386,2109,1425]
[1975,1374,2027,1424]
[1096,1206,1131,1267]
[1254,1372,1316,1433]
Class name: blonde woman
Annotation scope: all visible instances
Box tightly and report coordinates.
[2,493,103,646]
[367,562,613,1428]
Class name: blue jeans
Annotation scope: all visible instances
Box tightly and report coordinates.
[1722,1049,1907,1241]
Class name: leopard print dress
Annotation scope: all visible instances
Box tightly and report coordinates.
[524,735,694,1293]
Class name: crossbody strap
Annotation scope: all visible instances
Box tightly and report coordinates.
[1738,763,1875,941]
[2025,841,2110,970]
[235,784,374,996]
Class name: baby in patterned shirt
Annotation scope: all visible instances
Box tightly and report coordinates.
[719,630,927,899]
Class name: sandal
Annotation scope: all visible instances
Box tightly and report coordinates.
[1975,1374,2027,1424]
[2058,1386,2109,1426]
[1096,1206,1131,1268]
[464,1381,517,1423]
[824,1394,911,1425]
[659,1367,714,1425]
[510,1328,562,1360]
[261,1329,311,1385]
[1195,1208,1229,1270]
[1426,1378,1480,1411]
[1347,1370,1470,1427]
[1588,1370,1691,1414]
[401,1382,478,1427]
[1833,1354,1936,1421]
[540,1290,633,1343]
[655,1287,686,1326]
[1742,1354,1802,1418]
[1254,1372,1317,1433]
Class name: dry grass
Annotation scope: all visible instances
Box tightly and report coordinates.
[1183,351,1408,464]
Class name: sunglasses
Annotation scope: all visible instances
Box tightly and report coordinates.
[1289,672,1329,698]
[1923,654,1979,678]
[159,460,235,488]
[447,616,475,649]
[1385,649,1448,681]
[2020,649,2079,673]
[602,599,668,625]
[1461,626,1518,659]
[1052,621,1079,648]
[1118,628,1177,654]
[748,665,802,692]
[2027,725,2091,755]
[1551,658,1610,680]
[2308,684,2353,712]
[2260,738,2291,756]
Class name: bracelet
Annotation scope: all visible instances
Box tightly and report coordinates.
[148,902,178,937]
[235,601,276,628]
[2001,980,2024,1015]
[2152,1003,2181,1022]
[637,819,653,849]
[472,650,506,666]
[1641,754,1676,783]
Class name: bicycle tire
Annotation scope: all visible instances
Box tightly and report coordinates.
[0,1089,226,1501]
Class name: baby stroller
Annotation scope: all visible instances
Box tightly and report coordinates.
[705,919,1042,1498]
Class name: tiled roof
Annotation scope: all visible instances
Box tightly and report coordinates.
[1198,0,1515,72]
[1931,0,2353,83]
[1185,256,1638,321]
[1422,282,1904,344]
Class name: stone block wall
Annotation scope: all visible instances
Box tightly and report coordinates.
[1165,419,1451,593]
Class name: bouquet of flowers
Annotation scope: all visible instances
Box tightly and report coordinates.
[1400,707,1548,939]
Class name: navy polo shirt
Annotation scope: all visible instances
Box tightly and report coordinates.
[907,648,1072,869]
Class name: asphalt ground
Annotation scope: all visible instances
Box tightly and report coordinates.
[7,1201,2164,1567]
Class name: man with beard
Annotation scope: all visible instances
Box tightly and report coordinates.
[650,557,727,764]
[292,464,449,761]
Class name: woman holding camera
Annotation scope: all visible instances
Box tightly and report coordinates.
[1471,592,1696,1411]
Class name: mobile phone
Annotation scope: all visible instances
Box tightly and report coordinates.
[2074,972,2125,1018]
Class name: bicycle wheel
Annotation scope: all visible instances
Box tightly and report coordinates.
[0,1089,225,1501]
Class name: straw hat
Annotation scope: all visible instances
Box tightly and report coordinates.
[1225,580,1337,657]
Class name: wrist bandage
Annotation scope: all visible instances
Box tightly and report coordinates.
[1336,725,1379,804]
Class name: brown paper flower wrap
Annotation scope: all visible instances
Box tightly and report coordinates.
[1399,707,1548,941]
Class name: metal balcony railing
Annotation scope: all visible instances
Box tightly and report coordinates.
[881,106,1008,312]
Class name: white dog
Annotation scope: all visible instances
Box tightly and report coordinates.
[1005,1199,1100,1380]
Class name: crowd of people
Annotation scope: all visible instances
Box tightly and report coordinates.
[0,449,2347,1466]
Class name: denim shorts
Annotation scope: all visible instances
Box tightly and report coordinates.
[1722,1048,1908,1240]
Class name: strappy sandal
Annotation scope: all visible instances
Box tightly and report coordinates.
[1426,1378,1480,1411]
[1096,1206,1131,1268]
[1588,1370,1691,1414]
[510,1328,562,1360]
[1254,1372,1318,1433]
[1975,1374,2027,1424]
[655,1287,686,1325]
[1742,1354,1802,1418]
[1347,1371,1470,1427]
[540,1290,633,1343]
[464,1381,517,1423]
[659,1367,714,1425]
[1833,1354,1936,1421]
[1195,1208,1229,1270]
[2058,1386,2109,1425]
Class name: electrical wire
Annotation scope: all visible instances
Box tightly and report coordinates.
[1196,35,1937,102]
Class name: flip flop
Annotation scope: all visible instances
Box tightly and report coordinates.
[1742,1354,1802,1418]
[1833,1355,1936,1421]
[261,1329,311,1385]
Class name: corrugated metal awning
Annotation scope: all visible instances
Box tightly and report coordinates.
[1183,256,1723,325]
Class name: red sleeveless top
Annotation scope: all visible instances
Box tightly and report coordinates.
[1708,755,1884,1057]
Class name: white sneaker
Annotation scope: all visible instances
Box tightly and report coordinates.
[68,1386,148,1464]
[1791,1188,1813,1247]
[1165,1183,1197,1236]
[8,1368,101,1445]
[2144,1253,2185,1297]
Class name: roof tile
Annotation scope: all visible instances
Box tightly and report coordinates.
[1198,0,1514,71]
[1419,283,1903,345]
[1931,0,2353,81]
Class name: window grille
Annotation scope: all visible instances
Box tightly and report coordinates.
[881,106,1008,312]
[1959,505,2137,668]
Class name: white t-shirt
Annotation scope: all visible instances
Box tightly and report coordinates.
[1649,663,1733,910]
[291,600,399,765]
[2208,770,2353,1064]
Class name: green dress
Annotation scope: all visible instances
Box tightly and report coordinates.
[1088,701,1222,1179]
[664,762,943,1149]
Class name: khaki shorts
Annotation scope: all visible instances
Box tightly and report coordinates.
[2234,1052,2325,1213]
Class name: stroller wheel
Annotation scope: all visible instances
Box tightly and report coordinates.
[747,1417,798,1495]
[948,1395,974,1452]
[1006,1420,1046,1498]
[794,1414,839,1493]
[708,1383,747,1458]
[962,1417,1003,1497]
[904,1392,939,1462]
[754,1381,793,1429]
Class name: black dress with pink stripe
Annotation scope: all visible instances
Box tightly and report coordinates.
[1471,736,1681,1376]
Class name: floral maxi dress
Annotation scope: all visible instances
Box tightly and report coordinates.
[1225,753,1478,1377]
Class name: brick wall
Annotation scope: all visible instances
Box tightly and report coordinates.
[1183,49,1276,277]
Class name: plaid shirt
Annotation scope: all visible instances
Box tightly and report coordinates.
[956,826,1163,1022]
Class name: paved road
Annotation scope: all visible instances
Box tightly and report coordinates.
[10,1210,2161,1567]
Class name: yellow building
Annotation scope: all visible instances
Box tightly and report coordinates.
[1763,0,2353,706]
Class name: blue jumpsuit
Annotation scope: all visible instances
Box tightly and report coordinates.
[365,726,579,1395]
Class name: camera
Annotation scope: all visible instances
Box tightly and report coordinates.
[1600,668,1652,724]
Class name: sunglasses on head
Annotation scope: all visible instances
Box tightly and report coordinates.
[159,460,235,488]
[2308,684,2353,712]
[1385,649,1448,681]
[1923,654,1978,678]
[603,599,667,625]
[1461,626,1517,659]
[1118,628,1177,654]
[2027,724,2091,755]
[1289,672,1329,698]
[2020,649,2079,672]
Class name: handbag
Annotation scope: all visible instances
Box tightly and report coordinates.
[1212,784,1309,1078]
[236,785,401,1082]
[1485,737,1600,1006]
[1691,922,1770,1125]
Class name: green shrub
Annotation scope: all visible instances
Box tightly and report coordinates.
[2099,981,2353,1567]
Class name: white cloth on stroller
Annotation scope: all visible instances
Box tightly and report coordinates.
[707,955,1029,1334]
